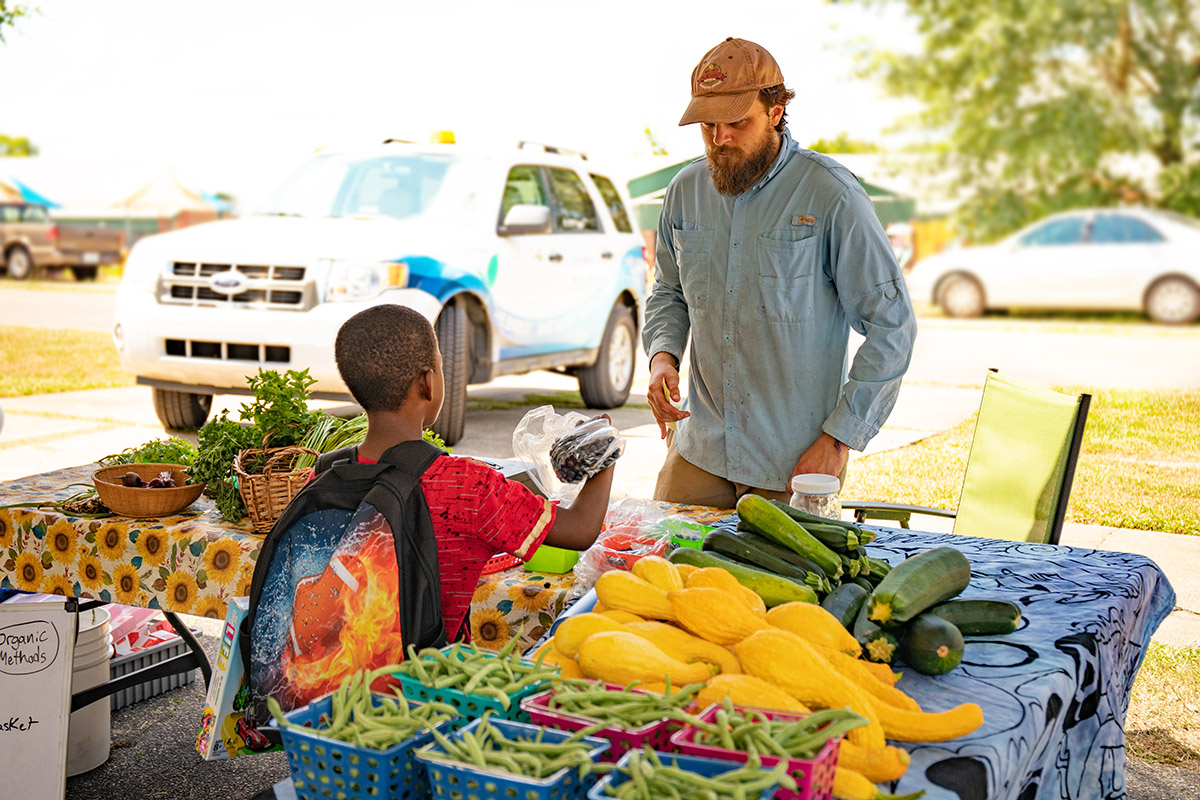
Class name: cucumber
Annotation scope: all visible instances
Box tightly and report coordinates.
[821,582,870,631]
[731,526,830,581]
[928,598,1021,635]
[902,613,965,675]
[703,530,829,594]
[767,499,859,552]
[736,494,843,580]
[667,547,819,606]
[867,546,971,627]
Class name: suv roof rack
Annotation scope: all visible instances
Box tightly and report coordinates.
[517,140,588,161]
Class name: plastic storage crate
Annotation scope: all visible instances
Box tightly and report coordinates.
[524,544,580,574]
[587,750,780,800]
[520,683,676,763]
[109,631,197,712]
[415,717,609,800]
[272,692,455,800]
[395,645,551,723]
[670,705,841,800]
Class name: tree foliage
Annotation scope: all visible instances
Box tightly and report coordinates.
[856,0,1200,240]
[0,2,32,43]
[0,134,37,156]
[808,132,881,154]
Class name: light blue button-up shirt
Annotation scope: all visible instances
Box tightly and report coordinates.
[643,129,917,491]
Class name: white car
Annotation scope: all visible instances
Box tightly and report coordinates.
[905,207,1200,324]
[113,139,649,444]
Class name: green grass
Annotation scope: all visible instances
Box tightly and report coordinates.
[1127,643,1200,766]
[843,387,1200,535]
[0,326,135,397]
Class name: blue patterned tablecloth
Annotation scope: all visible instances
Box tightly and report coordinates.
[862,530,1175,800]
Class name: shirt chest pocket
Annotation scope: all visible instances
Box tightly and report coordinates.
[758,233,820,323]
[672,228,713,310]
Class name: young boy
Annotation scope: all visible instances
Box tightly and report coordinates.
[333,303,617,642]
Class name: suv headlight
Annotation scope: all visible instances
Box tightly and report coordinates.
[323,259,408,302]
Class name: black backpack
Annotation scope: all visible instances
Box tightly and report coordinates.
[239,439,450,732]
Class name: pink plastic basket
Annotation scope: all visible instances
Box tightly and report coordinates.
[669,704,841,800]
[520,683,676,763]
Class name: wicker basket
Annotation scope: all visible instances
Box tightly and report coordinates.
[92,463,206,518]
[233,443,318,533]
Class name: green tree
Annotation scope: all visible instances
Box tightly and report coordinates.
[0,134,37,156]
[808,133,881,154]
[0,1,33,43]
[855,0,1200,240]
[643,127,669,156]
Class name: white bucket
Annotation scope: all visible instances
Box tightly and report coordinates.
[66,606,113,777]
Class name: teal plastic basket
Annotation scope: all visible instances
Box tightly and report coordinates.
[415,717,609,800]
[272,692,456,800]
[395,645,551,723]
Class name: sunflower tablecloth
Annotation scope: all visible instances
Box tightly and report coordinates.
[0,464,260,619]
[468,566,575,654]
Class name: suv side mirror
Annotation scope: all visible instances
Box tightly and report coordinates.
[499,204,552,236]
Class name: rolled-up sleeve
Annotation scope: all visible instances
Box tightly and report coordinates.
[642,190,691,366]
[822,188,918,451]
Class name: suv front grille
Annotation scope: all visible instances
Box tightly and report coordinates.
[159,262,314,310]
[164,339,291,363]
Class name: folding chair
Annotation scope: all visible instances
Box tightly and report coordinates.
[842,370,1091,545]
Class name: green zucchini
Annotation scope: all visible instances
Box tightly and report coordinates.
[901,613,965,675]
[928,598,1021,635]
[864,557,893,584]
[667,547,819,607]
[703,530,828,594]
[852,599,899,663]
[731,526,830,581]
[736,494,843,580]
[767,499,859,552]
[821,582,870,631]
[840,552,861,579]
[851,576,875,593]
[867,546,971,627]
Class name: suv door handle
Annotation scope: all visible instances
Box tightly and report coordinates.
[547,253,563,262]
[601,252,613,259]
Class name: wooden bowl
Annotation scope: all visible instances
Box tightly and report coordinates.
[92,463,206,518]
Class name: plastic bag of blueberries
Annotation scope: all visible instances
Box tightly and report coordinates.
[512,405,625,507]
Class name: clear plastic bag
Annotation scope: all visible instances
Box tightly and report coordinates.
[567,498,672,601]
[511,405,625,507]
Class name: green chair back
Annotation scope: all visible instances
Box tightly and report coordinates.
[952,371,1090,545]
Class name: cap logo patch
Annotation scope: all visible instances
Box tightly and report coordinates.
[697,63,726,89]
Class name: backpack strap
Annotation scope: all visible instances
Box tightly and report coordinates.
[314,445,358,475]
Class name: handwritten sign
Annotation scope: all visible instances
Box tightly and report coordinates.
[0,599,76,800]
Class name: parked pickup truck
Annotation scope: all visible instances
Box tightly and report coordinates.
[113,138,649,445]
[1,201,124,280]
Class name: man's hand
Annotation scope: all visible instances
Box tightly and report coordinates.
[792,433,849,480]
[646,352,690,439]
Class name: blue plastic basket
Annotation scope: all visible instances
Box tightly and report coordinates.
[414,717,610,800]
[272,692,456,800]
[396,645,551,723]
[587,750,780,800]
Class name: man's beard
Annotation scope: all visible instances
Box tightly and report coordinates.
[706,127,780,196]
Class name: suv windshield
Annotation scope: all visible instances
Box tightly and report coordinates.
[257,153,461,220]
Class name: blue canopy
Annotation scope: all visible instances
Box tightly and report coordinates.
[13,179,60,209]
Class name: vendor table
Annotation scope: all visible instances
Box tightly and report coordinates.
[658,505,1175,800]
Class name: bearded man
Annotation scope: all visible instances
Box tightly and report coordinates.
[643,37,918,508]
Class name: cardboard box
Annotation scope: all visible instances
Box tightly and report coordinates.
[195,597,282,760]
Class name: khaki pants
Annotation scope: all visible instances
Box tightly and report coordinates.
[651,431,792,509]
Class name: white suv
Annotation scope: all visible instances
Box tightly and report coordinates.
[113,139,648,444]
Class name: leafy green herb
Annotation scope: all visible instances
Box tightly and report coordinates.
[99,437,198,468]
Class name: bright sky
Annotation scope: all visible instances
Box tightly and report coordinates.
[0,0,917,208]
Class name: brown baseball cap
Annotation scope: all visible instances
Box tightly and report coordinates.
[679,37,784,126]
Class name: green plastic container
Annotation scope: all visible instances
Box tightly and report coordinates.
[659,518,715,551]
[524,544,580,574]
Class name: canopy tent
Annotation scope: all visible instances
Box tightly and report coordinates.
[0,179,22,201]
[113,170,216,216]
[11,178,60,208]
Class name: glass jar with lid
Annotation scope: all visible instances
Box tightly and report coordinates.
[789,473,842,521]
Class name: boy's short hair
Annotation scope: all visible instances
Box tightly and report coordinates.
[335,304,438,411]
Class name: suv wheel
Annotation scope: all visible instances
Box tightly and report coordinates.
[153,388,213,430]
[5,246,33,281]
[432,303,469,446]
[578,305,635,408]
